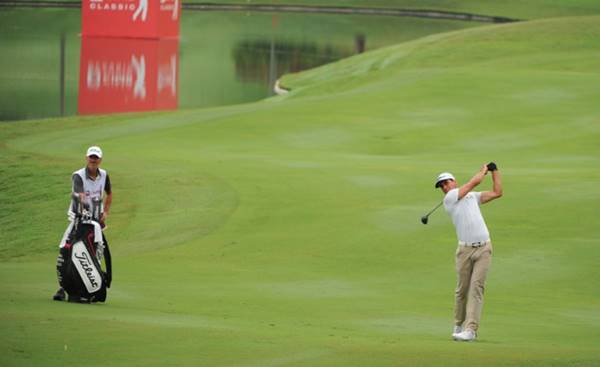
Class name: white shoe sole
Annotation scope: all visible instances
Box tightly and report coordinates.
[455,338,475,342]
[453,332,476,342]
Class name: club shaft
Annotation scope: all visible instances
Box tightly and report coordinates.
[425,201,443,217]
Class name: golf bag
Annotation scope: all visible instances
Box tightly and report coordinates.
[56,196,112,303]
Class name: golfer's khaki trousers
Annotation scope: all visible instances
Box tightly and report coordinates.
[454,242,492,332]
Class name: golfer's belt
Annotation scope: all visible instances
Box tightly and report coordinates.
[458,239,491,248]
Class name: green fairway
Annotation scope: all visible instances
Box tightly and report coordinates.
[2,12,600,367]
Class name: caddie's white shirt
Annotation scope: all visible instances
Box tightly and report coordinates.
[443,188,490,243]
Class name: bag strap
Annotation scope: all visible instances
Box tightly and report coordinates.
[102,233,112,288]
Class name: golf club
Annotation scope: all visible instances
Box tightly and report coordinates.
[421,201,443,225]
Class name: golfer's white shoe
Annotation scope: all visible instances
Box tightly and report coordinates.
[452,325,463,339]
[453,329,476,342]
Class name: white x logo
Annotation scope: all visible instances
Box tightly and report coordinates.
[131,55,146,99]
[132,0,148,21]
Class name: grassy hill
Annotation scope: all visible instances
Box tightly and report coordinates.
[1,13,600,367]
[195,0,600,20]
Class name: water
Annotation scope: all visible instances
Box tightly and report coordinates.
[0,8,477,122]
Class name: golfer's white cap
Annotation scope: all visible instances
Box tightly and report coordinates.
[434,172,455,188]
[86,146,103,158]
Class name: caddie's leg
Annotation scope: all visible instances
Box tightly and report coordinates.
[53,287,65,301]
[58,221,74,248]
[54,221,73,300]
[53,250,66,301]
[454,245,473,327]
[465,243,493,332]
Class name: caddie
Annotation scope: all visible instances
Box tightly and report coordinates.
[53,146,112,301]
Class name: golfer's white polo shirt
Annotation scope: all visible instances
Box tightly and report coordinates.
[443,188,490,244]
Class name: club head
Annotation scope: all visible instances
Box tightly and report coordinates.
[421,216,428,225]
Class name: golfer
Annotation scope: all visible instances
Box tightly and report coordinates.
[435,163,502,341]
[53,146,112,301]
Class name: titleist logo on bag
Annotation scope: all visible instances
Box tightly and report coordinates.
[72,242,102,293]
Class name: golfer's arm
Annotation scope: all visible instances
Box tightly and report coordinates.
[481,170,503,204]
[458,171,486,200]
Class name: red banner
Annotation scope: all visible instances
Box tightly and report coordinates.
[78,37,179,115]
[82,0,180,39]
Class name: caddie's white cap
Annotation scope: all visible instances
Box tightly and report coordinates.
[434,172,455,188]
[86,146,103,158]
